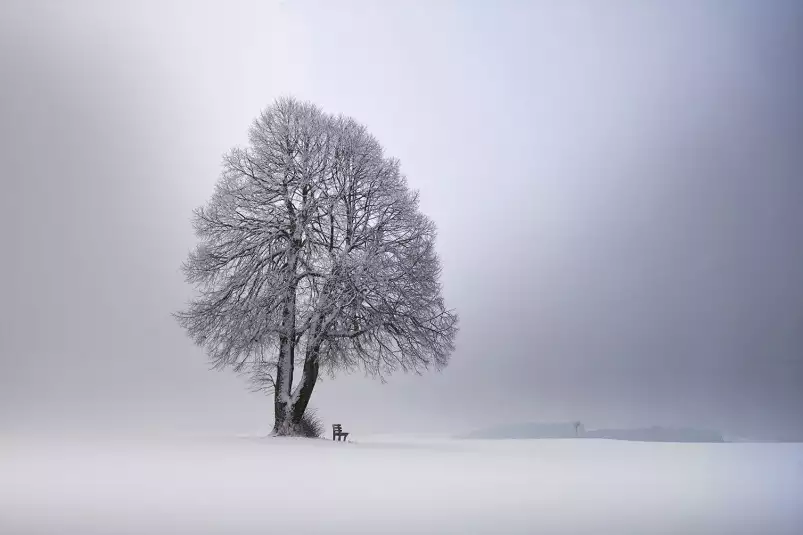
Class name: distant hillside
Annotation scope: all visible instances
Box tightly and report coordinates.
[584,426,724,443]
[460,422,725,443]
[459,421,583,439]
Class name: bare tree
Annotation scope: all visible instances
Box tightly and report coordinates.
[175,97,458,435]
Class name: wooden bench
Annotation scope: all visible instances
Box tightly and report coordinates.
[332,424,349,442]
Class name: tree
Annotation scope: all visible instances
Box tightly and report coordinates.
[175,98,458,435]
[574,421,582,437]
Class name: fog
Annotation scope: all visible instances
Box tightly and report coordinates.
[1,0,801,440]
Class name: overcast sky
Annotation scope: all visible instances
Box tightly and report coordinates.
[1,0,801,439]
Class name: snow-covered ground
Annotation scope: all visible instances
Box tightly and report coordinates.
[1,433,801,534]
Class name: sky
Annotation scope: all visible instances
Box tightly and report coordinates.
[1,0,801,440]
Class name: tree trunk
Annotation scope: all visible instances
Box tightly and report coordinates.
[271,257,299,436]
[271,335,295,436]
[290,346,321,425]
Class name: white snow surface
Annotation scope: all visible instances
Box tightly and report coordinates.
[1,433,802,535]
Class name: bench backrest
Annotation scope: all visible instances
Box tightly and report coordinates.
[332,424,342,431]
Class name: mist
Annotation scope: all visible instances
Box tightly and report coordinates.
[1,0,801,441]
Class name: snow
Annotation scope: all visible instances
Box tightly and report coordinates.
[1,434,801,534]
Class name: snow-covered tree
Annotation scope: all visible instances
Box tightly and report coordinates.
[175,98,458,435]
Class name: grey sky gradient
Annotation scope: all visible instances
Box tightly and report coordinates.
[1,0,801,439]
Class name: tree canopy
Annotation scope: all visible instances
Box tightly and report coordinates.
[176,97,458,435]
